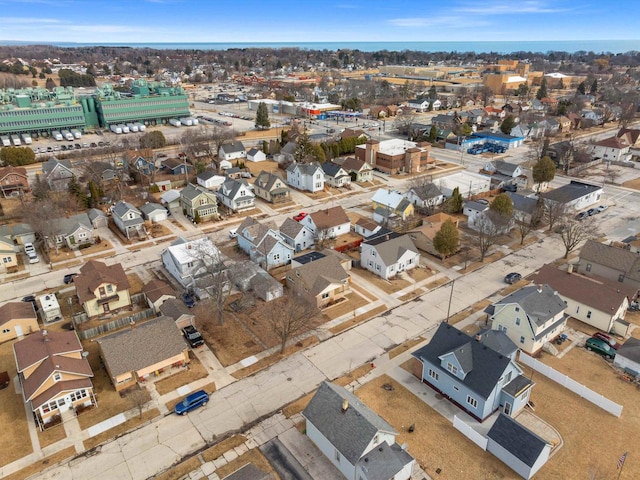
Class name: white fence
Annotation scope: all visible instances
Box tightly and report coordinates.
[453,415,488,450]
[519,352,623,417]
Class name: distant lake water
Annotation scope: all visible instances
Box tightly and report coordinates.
[4,40,640,54]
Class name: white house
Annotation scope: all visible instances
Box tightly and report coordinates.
[246,148,266,162]
[360,230,420,280]
[216,178,255,212]
[279,217,314,252]
[404,184,445,210]
[300,206,351,239]
[218,141,246,162]
[541,180,603,212]
[613,337,640,376]
[196,171,226,190]
[407,98,429,112]
[286,162,325,192]
[303,382,415,480]
[161,236,224,289]
[463,200,489,228]
[236,217,294,270]
[139,203,168,223]
[111,201,145,240]
[321,162,351,188]
[591,137,631,162]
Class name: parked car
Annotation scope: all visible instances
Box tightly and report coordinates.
[504,272,522,284]
[587,208,598,216]
[23,242,39,264]
[175,389,209,415]
[293,212,308,222]
[596,205,608,213]
[592,332,621,350]
[501,184,517,192]
[181,291,196,308]
[576,211,589,220]
[22,294,36,303]
[229,228,238,238]
[585,337,616,359]
[63,273,78,284]
[182,325,204,348]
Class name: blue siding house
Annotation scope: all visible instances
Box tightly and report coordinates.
[412,323,534,422]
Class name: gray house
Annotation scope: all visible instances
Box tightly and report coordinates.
[576,239,640,291]
[140,203,168,223]
[302,382,415,480]
[55,213,95,250]
[42,157,74,191]
[112,201,145,240]
[412,323,534,422]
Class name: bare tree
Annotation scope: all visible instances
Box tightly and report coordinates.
[557,215,600,259]
[126,387,149,419]
[394,109,417,138]
[407,177,440,215]
[543,200,568,232]
[22,200,64,255]
[459,244,473,271]
[313,227,333,250]
[471,212,504,262]
[264,294,320,354]
[514,200,544,245]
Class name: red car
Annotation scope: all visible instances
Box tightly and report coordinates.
[591,332,621,350]
[293,212,308,222]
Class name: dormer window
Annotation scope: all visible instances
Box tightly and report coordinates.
[53,373,62,382]
[447,363,458,374]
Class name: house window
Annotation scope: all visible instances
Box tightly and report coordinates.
[586,263,592,272]
[447,363,458,374]
[466,395,478,408]
[335,449,341,462]
[515,306,520,312]
[372,251,376,257]
[2,328,9,334]
[587,311,592,319]
[618,274,625,283]
[520,336,525,344]
[107,285,113,293]
[428,369,439,381]
[321,292,329,299]
[368,261,373,267]
[376,265,381,272]
[99,286,106,297]
[576,306,580,313]
[515,317,521,326]
[453,385,459,391]
[53,373,62,382]
[273,254,280,261]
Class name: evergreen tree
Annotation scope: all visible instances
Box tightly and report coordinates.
[428,125,438,143]
[444,187,463,214]
[433,219,459,259]
[590,78,598,95]
[577,81,586,95]
[255,102,270,129]
[536,77,548,100]
[490,193,514,217]
[532,156,556,192]
[500,115,516,135]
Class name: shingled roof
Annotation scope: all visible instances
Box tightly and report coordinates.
[579,240,640,282]
[488,414,549,468]
[74,260,130,304]
[492,284,566,328]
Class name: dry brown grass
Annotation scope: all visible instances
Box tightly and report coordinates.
[198,315,264,367]
[154,351,209,396]
[215,448,280,480]
[356,375,514,480]
[397,289,425,302]
[333,363,374,387]
[322,292,369,321]
[329,305,388,335]
[148,222,172,238]
[169,218,187,231]
[154,456,201,480]
[0,340,32,467]
[349,282,376,301]
[126,272,144,295]
[353,268,411,294]
[282,392,316,418]
[83,408,160,451]
[201,435,247,462]
[406,267,433,282]
[79,240,114,256]
[622,177,640,190]
[231,336,318,380]
[2,446,76,480]
[423,276,450,290]
[38,422,67,448]
[388,337,425,360]
[165,382,217,412]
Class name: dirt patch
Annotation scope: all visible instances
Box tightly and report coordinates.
[78,240,114,257]
[356,375,514,480]
[154,351,209,396]
[406,266,433,282]
[169,218,187,231]
[215,448,280,480]
[126,272,144,295]
[622,177,640,190]
[352,268,411,294]
[2,446,76,480]
[329,304,388,335]
[83,408,160,451]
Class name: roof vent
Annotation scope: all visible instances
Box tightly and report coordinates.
[342,398,349,412]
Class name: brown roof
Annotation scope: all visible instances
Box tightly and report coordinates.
[21,354,93,402]
[14,330,84,373]
[142,279,175,303]
[355,217,380,231]
[0,301,37,326]
[534,264,636,313]
[594,137,628,149]
[126,149,154,161]
[96,316,187,377]
[288,255,349,296]
[309,206,350,230]
[30,378,94,410]
[74,260,130,304]
[339,157,367,172]
[0,166,28,180]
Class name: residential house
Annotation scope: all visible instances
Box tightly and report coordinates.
[507,193,540,224]
[54,213,95,250]
[88,208,108,229]
[360,230,420,280]
[354,217,382,238]
[253,171,290,204]
[333,157,373,183]
[158,298,195,329]
[540,180,603,212]
[592,136,630,162]
[161,158,191,176]
[581,108,603,125]
[576,240,640,290]
[613,337,640,376]
[216,178,256,212]
[404,184,445,211]
[223,167,244,180]
[355,139,434,174]
[0,166,29,197]
[42,157,74,191]
[431,113,457,129]
[140,202,168,223]
[340,128,369,142]
[112,201,145,240]
[463,200,489,228]
[236,217,293,270]
[246,148,266,162]
[0,301,38,342]
[154,179,172,192]
[179,183,219,221]
[371,189,415,224]
[534,264,635,335]
[280,217,314,252]
[481,160,526,189]
[142,279,175,312]
[14,330,95,428]
[321,162,351,188]
[302,382,415,480]
[0,222,35,246]
[274,141,296,164]
[218,141,246,162]
[407,213,459,258]
[557,115,571,132]
[161,236,225,289]
[473,329,519,361]
[487,414,552,480]
[0,235,18,272]
[300,206,351,240]
[286,162,325,192]
[412,323,534,422]
[286,255,350,308]
[74,260,132,317]
[407,98,430,112]
[96,316,189,391]
[227,261,283,302]
[125,149,155,176]
[485,284,567,355]
[616,128,640,147]
[196,171,226,190]
[160,189,181,210]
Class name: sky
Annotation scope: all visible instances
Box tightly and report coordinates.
[0,0,639,44]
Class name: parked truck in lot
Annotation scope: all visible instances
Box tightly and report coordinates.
[1,136,10,147]
[126,123,139,132]
[61,130,74,141]
[70,129,82,139]
[20,133,32,144]
[110,124,122,134]
[169,118,182,127]
[120,124,130,133]
[136,122,146,132]
[10,135,21,146]
[52,130,63,141]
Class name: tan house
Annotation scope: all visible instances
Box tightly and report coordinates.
[0,235,18,272]
[14,329,95,428]
[0,301,39,342]
[253,171,290,204]
[96,316,190,391]
[407,213,460,258]
[286,254,350,308]
[142,279,176,312]
[74,260,132,317]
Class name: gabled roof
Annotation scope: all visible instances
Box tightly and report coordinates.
[308,206,350,229]
[579,240,640,282]
[412,323,512,399]
[321,162,348,178]
[75,260,130,304]
[594,137,628,149]
[197,170,218,181]
[302,382,397,465]
[474,329,518,358]
[0,166,27,180]
[507,192,538,215]
[541,180,602,204]
[139,202,166,216]
[492,284,566,328]
[356,441,414,480]
[288,255,348,296]
[286,161,322,176]
[218,178,253,200]
[21,353,93,402]
[408,183,443,200]
[372,189,405,209]
[338,156,369,173]
[14,330,84,374]
[279,217,306,239]
[616,337,640,364]
[488,414,549,468]
[0,301,36,326]
[534,264,637,313]
[180,183,216,202]
[57,213,92,237]
[255,170,287,191]
[219,141,246,154]
[492,160,519,176]
[362,232,418,266]
[238,216,277,245]
[96,316,186,377]
[42,157,72,175]
[112,201,142,219]
[247,148,261,156]
[158,298,192,321]
[142,279,175,303]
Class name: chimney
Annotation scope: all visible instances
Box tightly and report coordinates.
[342,398,349,413]
[567,264,574,274]
[475,333,482,342]
[385,234,390,241]
[537,284,542,293]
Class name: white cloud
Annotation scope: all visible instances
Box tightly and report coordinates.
[0,16,62,24]
[455,1,571,15]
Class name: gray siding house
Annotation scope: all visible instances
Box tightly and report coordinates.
[112,201,145,240]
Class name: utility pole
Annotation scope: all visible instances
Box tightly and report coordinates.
[445,279,455,323]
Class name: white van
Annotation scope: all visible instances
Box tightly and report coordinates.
[24,242,39,264]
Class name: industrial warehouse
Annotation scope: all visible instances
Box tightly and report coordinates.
[0,79,191,139]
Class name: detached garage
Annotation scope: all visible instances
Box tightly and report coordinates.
[140,202,168,223]
[614,337,640,376]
